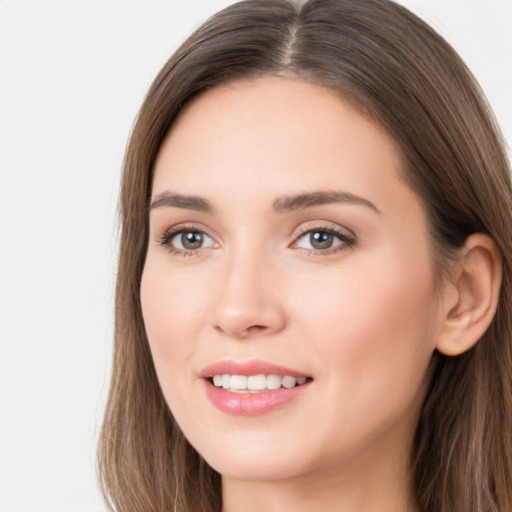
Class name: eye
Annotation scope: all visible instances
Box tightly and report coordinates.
[293,227,356,253]
[159,227,216,254]
[174,230,212,250]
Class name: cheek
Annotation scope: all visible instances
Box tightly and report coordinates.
[291,249,437,413]
[295,255,434,343]
[140,264,214,439]
[286,261,436,463]
[140,263,208,384]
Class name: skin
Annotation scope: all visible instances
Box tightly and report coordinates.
[141,77,460,512]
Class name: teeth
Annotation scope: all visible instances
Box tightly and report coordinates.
[282,376,297,389]
[247,374,267,390]
[266,374,282,390]
[211,374,309,392]
[230,375,247,390]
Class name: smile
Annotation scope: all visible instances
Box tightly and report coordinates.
[211,374,308,392]
[200,360,313,416]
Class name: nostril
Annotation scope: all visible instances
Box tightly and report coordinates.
[214,323,268,338]
[247,325,266,332]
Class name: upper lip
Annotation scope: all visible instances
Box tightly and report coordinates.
[200,359,311,379]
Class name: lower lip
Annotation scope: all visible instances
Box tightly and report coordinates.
[203,379,311,416]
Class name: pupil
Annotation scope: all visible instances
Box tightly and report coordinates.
[182,231,203,249]
[310,231,333,249]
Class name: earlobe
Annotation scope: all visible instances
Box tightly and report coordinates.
[436,234,502,356]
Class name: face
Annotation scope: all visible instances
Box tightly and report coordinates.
[141,77,441,483]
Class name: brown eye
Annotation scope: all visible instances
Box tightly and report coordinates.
[309,231,334,250]
[294,227,355,253]
[168,230,214,252]
[180,231,204,250]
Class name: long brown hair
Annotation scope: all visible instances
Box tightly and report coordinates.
[98,1,512,510]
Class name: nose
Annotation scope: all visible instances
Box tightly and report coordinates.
[209,250,287,339]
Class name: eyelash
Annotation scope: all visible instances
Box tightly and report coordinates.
[156,223,357,257]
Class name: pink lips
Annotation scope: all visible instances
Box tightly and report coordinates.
[200,360,309,379]
[200,360,312,416]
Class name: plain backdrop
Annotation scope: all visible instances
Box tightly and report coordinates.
[0,1,510,511]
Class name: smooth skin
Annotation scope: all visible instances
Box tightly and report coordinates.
[141,77,501,512]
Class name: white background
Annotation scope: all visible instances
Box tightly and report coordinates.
[0,1,510,511]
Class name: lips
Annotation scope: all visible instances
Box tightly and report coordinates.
[200,360,313,416]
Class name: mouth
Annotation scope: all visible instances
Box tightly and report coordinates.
[200,360,313,416]
[209,374,312,393]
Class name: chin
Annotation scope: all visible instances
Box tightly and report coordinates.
[191,432,311,482]
[206,453,302,482]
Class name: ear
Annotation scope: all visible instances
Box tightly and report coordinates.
[436,233,502,356]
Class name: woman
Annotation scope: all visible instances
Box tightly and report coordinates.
[98,0,512,510]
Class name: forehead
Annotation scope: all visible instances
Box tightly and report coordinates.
[151,77,406,209]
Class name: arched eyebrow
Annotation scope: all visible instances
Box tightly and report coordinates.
[149,192,215,214]
[149,190,380,215]
[272,191,381,215]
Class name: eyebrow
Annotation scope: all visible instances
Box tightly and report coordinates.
[149,190,380,215]
[149,192,215,214]
[272,191,381,214]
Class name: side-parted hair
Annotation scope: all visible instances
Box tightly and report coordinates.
[98,1,512,511]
